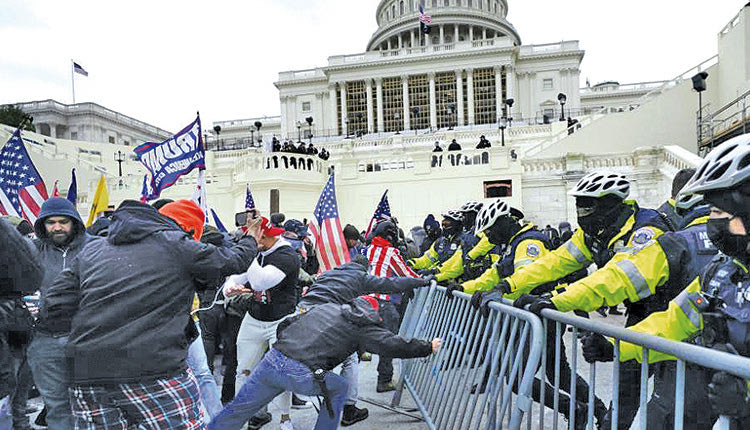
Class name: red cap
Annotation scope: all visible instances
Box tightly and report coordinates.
[359,295,379,313]
[260,217,285,237]
[159,200,204,241]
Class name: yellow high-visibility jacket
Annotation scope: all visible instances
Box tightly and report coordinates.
[409,235,460,270]
[551,216,711,313]
[462,224,550,296]
[435,233,497,282]
[505,206,667,298]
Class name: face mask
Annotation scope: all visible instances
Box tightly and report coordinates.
[707,217,750,261]
[486,216,519,246]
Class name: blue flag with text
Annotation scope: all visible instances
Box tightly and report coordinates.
[134,116,205,200]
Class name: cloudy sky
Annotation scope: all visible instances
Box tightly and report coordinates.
[0,0,745,133]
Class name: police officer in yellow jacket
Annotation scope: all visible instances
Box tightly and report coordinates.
[409,210,463,272]
[446,199,607,428]
[583,134,750,428]
[478,170,672,429]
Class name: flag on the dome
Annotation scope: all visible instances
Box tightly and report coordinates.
[364,190,391,239]
[418,3,432,23]
[308,172,350,272]
[0,129,49,223]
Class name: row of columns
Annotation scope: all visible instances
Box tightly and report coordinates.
[330,65,517,134]
[379,24,499,50]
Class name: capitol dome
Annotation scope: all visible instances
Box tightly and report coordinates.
[367,0,521,51]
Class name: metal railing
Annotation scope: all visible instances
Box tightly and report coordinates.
[392,285,544,429]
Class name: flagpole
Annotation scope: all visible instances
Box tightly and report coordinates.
[71,59,75,104]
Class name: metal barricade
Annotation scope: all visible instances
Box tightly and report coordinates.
[534,308,750,430]
[392,284,544,429]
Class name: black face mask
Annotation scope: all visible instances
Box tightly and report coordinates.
[486,216,520,246]
[707,217,750,262]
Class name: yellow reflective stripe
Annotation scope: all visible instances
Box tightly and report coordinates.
[564,241,588,264]
[614,259,651,300]
[674,290,702,329]
[514,259,534,270]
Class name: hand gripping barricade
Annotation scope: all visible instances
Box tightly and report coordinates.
[393,284,750,430]
[391,282,544,429]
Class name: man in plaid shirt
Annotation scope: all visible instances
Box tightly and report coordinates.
[366,220,425,393]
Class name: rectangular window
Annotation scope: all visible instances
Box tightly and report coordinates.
[70,132,78,140]
[108,136,115,144]
[543,78,553,90]
[346,80,367,135]
[408,74,429,130]
[301,101,311,112]
[382,77,404,132]
[484,180,512,198]
[473,67,496,125]
[436,72,457,129]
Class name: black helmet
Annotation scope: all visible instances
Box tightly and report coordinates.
[373,220,398,243]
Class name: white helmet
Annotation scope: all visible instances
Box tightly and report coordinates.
[460,200,484,214]
[474,199,511,234]
[441,210,464,223]
[680,133,750,196]
[568,171,630,199]
[674,193,704,211]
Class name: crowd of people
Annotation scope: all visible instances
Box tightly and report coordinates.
[270,138,330,161]
[1,133,750,430]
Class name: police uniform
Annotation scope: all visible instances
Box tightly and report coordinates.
[409,233,461,270]
[434,232,498,283]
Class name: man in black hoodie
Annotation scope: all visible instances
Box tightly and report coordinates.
[208,296,440,430]
[40,200,259,429]
[27,196,91,429]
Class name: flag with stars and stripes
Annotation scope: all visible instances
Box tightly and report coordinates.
[245,184,256,210]
[418,2,432,23]
[0,129,48,223]
[364,189,391,239]
[308,172,350,272]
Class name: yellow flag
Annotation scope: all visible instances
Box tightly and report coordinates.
[86,175,109,226]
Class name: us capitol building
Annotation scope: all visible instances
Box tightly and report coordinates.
[5,1,750,230]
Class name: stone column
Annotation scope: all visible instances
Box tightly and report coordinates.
[366,79,374,133]
[402,75,411,131]
[506,65,517,118]
[328,84,338,134]
[454,24,459,43]
[482,28,487,39]
[439,25,444,45]
[469,26,473,41]
[340,82,348,135]
[467,68,475,125]
[456,70,465,126]
[398,33,403,49]
[495,66,503,120]
[411,30,415,48]
[429,72,437,129]
[375,78,384,132]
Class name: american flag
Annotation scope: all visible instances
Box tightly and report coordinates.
[0,129,48,223]
[245,184,256,210]
[418,3,432,23]
[364,190,391,239]
[73,61,88,77]
[139,174,149,203]
[308,172,350,272]
[66,168,77,205]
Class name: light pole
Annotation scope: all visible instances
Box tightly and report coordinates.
[692,71,708,145]
[557,93,567,122]
[249,126,256,147]
[394,112,401,134]
[254,121,263,145]
[448,103,456,130]
[505,98,514,127]
[213,125,221,150]
[498,116,507,147]
[296,121,303,143]
[305,116,313,144]
[412,107,419,133]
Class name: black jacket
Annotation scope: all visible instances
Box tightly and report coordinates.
[40,201,258,384]
[299,262,426,310]
[274,300,432,372]
[0,219,43,397]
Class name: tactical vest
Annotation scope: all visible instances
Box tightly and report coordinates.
[434,234,461,265]
[696,256,750,356]
[457,230,484,280]
[495,228,559,294]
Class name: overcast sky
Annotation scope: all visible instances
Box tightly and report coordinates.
[0,0,745,133]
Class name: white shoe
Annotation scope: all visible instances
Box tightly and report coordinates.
[279,419,294,430]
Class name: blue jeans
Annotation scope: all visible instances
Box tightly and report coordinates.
[339,353,358,406]
[209,348,348,430]
[0,395,12,430]
[27,333,72,430]
[186,323,223,419]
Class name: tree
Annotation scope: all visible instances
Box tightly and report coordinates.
[0,105,35,132]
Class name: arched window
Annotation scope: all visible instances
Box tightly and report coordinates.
[400,0,404,14]
[392,4,396,18]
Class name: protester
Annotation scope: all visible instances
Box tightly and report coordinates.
[343,224,365,260]
[222,217,300,430]
[208,296,440,430]
[432,141,443,152]
[40,200,260,429]
[27,197,92,429]
[0,218,43,430]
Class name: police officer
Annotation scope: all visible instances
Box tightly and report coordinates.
[409,210,463,272]
[657,167,696,230]
[475,170,672,429]
[434,201,497,283]
[452,199,607,428]
[584,134,750,428]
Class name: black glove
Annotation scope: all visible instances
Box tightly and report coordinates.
[479,290,505,317]
[470,291,484,309]
[708,371,750,417]
[444,281,463,299]
[581,333,614,363]
[513,294,557,316]
[512,294,538,310]
[417,269,437,277]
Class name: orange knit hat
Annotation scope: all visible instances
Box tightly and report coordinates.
[159,200,204,241]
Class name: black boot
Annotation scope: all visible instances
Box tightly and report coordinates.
[341,404,368,426]
[246,411,272,430]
